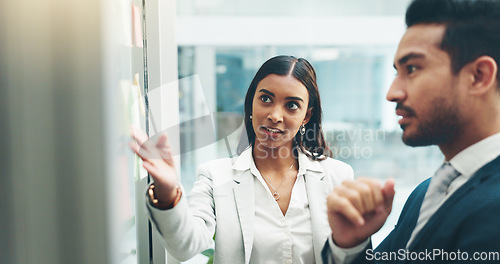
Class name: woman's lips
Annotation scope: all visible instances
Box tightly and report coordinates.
[260,126,284,138]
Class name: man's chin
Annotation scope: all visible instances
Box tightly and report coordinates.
[402,133,434,147]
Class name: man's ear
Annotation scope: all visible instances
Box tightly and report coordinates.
[303,108,313,125]
[468,56,498,96]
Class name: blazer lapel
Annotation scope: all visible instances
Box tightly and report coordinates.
[233,170,255,264]
[305,171,329,264]
[408,157,500,251]
[406,184,470,252]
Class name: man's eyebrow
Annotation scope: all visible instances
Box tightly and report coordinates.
[393,53,425,69]
[258,89,304,102]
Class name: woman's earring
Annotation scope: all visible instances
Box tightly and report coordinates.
[249,114,252,120]
[300,125,306,135]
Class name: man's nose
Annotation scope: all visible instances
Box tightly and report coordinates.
[386,78,406,103]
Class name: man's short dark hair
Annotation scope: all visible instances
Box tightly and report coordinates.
[406,0,500,84]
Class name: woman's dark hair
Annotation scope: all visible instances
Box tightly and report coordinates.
[240,55,331,160]
[406,0,500,84]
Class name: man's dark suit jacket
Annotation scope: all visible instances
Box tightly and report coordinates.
[323,155,500,263]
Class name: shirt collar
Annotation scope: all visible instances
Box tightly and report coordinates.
[449,132,500,178]
[232,146,324,176]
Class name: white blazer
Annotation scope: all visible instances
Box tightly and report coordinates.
[147,147,353,264]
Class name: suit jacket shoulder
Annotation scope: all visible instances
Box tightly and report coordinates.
[377,155,500,262]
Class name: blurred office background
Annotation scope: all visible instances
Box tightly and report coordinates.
[1,0,443,263]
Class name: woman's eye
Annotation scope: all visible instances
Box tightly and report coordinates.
[260,95,271,103]
[287,101,299,110]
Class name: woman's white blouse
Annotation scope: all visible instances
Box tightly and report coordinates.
[251,170,314,264]
[145,147,354,263]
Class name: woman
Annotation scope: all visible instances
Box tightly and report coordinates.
[130,55,353,263]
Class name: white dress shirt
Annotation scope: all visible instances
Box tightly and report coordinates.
[328,132,500,264]
[251,165,314,264]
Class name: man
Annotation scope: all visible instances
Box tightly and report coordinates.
[323,0,500,263]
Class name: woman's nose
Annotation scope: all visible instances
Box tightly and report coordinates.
[267,106,283,123]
